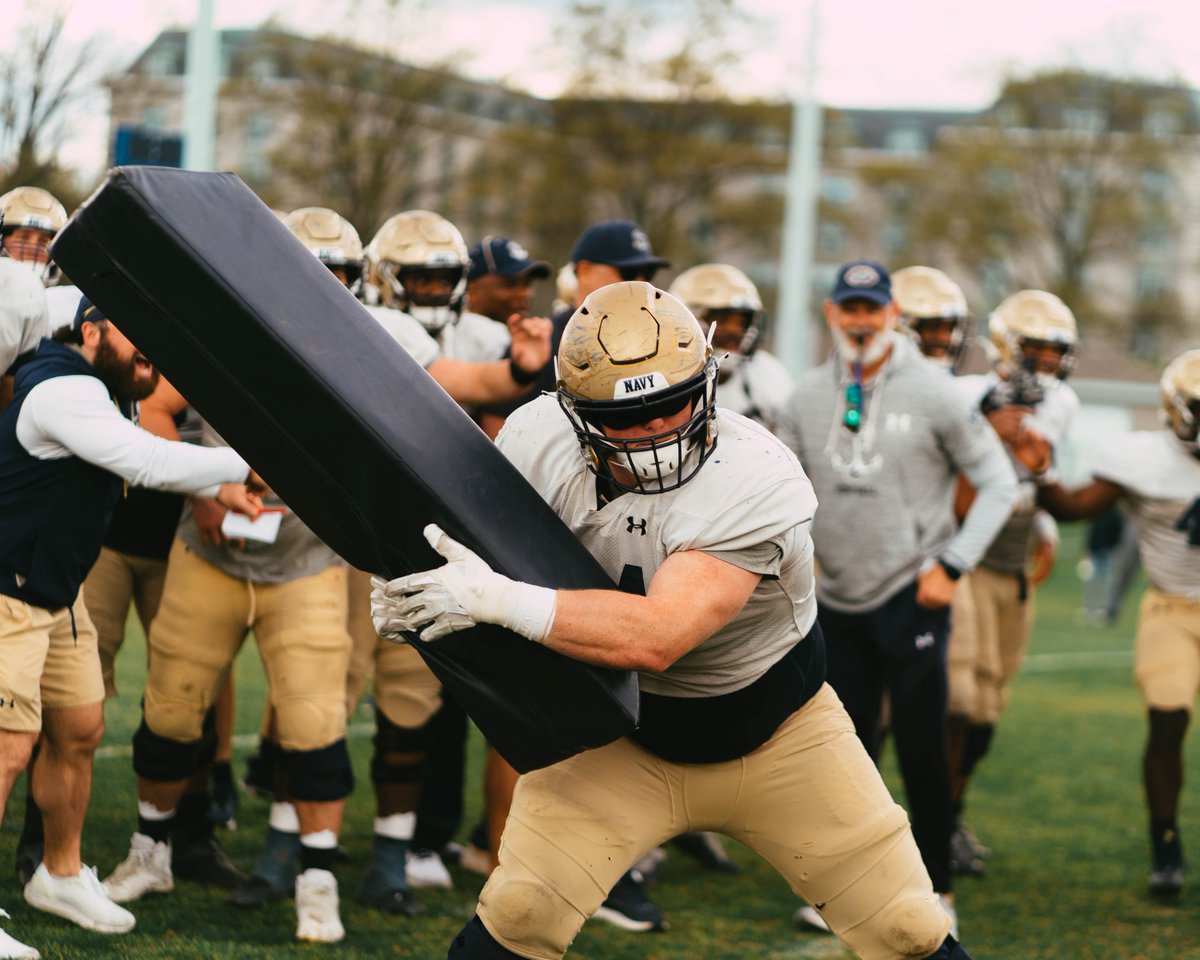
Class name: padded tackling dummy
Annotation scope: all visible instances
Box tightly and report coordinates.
[51,166,637,773]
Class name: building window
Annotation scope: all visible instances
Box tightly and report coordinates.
[819,175,855,206]
[1144,106,1180,138]
[884,126,926,155]
[242,113,273,180]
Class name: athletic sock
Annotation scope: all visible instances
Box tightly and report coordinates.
[252,803,301,887]
[213,760,233,789]
[363,813,416,891]
[137,799,176,844]
[1151,817,1183,868]
[300,829,339,874]
[175,790,212,842]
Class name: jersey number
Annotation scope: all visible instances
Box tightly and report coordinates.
[1176,497,1200,548]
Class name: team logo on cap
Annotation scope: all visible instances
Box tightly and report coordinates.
[506,241,529,261]
[844,264,881,288]
[614,371,669,398]
[631,229,651,253]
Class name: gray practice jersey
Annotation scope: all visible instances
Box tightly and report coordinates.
[778,334,1017,612]
[0,260,47,374]
[716,349,794,435]
[956,373,1079,576]
[363,304,440,369]
[1092,430,1200,598]
[497,394,819,698]
[446,311,510,363]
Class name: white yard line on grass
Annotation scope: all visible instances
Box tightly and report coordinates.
[1022,649,1132,673]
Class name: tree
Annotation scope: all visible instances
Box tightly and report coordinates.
[910,70,1190,326]
[0,3,100,201]
[456,0,785,273]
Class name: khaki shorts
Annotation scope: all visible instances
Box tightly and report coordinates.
[145,540,351,751]
[0,592,105,732]
[82,547,168,699]
[345,566,443,728]
[1134,588,1200,712]
[479,683,947,960]
[946,572,978,718]
[968,566,1035,725]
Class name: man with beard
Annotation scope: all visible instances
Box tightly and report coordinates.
[777,260,1017,937]
[0,299,260,958]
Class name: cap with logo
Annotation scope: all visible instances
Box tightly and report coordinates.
[830,259,892,306]
[569,220,672,270]
[72,296,106,330]
[468,236,552,282]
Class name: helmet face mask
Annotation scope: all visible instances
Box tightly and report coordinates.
[0,186,68,286]
[365,210,468,334]
[1160,350,1200,450]
[556,282,719,495]
[988,290,1078,385]
[669,264,764,381]
[893,266,969,371]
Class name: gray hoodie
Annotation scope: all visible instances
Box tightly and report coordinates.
[777,333,1017,613]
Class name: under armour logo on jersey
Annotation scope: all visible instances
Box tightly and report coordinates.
[627,516,647,536]
[914,632,935,650]
[1175,497,1200,547]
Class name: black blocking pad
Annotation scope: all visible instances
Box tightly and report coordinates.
[52,167,638,772]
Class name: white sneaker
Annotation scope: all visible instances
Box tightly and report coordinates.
[295,869,344,943]
[103,833,173,903]
[794,903,831,933]
[0,909,39,959]
[406,850,453,889]
[939,893,959,940]
[23,865,135,933]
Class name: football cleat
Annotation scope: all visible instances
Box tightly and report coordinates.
[171,834,245,890]
[295,869,344,943]
[1149,864,1184,898]
[103,834,173,903]
[592,871,667,933]
[405,849,453,889]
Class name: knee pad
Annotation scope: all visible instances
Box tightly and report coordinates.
[923,934,971,960]
[370,711,431,785]
[447,915,527,959]
[283,739,354,801]
[133,718,200,782]
[274,694,346,753]
[960,723,994,777]
[481,875,578,958]
[142,686,206,743]
[873,893,951,959]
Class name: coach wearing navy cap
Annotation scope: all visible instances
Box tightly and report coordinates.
[465,236,552,333]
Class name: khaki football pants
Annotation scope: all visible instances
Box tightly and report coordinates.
[1134,588,1200,712]
[82,547,168,699]
[478,683,949,960]
[967,566,1035,725]
[946,573,978,718]
[144,540,350,752]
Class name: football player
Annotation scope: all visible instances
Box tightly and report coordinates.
[0,187,78,331]
[777,260,1018,935]
[893,266,970,373]
[668,263,793,433]
[947,290,1079,875]
[371,281,972,960]
[1037,349,1200,898]
[0,255,49,411]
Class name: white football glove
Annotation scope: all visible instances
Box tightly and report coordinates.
[370,523,557,644]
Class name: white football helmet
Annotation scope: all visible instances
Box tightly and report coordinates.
[893,265,969,371]
[284,207,364,295]
[0,186,68,286]
[557,281,718,495]
[668,263,764,381]
[1161,349,1200,450]
[988,290,1078,384]
[365,210,468,334]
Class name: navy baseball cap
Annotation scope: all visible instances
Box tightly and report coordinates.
[569,220,671,270]
[73,296,106,330]
[468,236,552,282]
[830,259,892,306]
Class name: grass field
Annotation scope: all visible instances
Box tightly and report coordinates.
[3,527,1199,958]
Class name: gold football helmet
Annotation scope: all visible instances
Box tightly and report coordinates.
[557,281,718,494]
[284,207,364,294]
[1161,349,1200,448]
[365,210,468,333]
[0,186,68,286]
[668,263,764,379]
[893,265,969,370]
[988,289,1078,383]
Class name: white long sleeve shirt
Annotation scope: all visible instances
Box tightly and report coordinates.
[16,374,248,496]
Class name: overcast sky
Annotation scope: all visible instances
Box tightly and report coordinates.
[13,0,1200,177]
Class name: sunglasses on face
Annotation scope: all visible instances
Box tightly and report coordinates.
[618,265,658,283]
